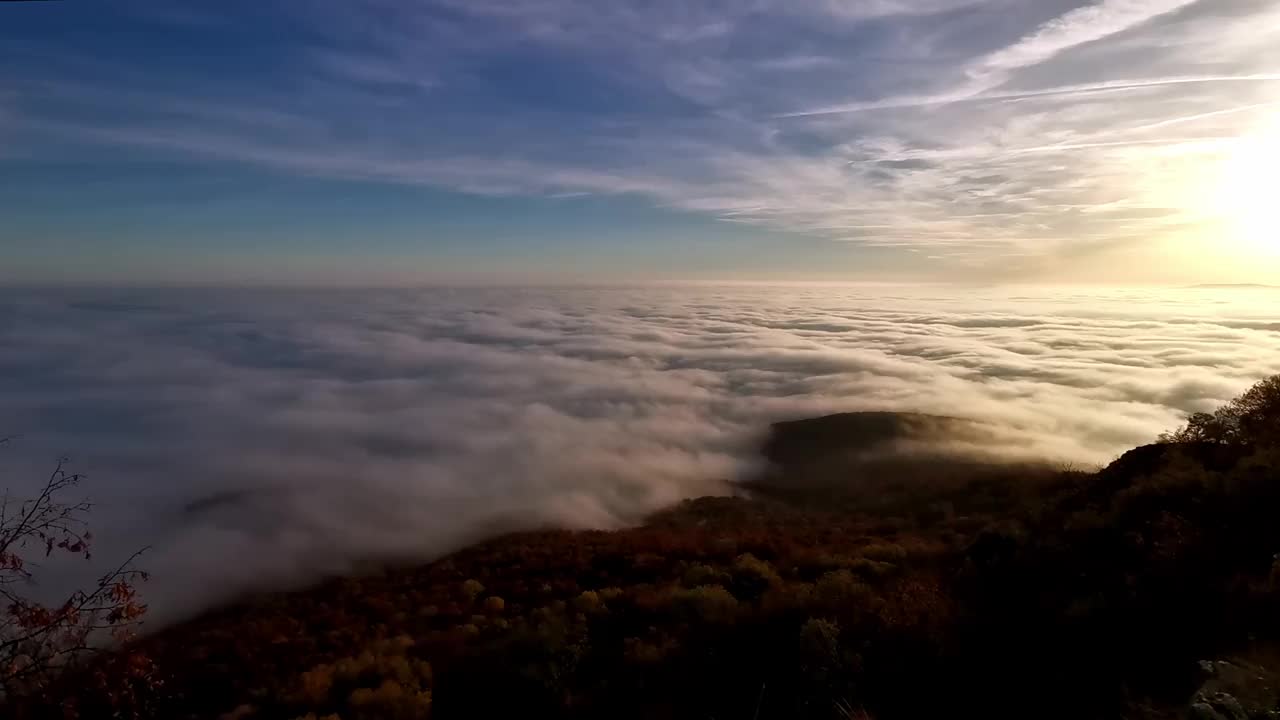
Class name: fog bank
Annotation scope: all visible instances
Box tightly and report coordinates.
[1,285,1276,624]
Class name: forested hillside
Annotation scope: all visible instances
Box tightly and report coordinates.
[10,377,1280,720]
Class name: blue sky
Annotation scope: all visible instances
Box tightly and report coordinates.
[2,0,1278,284]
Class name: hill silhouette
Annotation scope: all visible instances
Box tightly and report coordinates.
[1187,284,1278,290]
[9,377,1280,720]
[762,411,982,464]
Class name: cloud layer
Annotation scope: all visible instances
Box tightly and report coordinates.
[2,285,1277,624]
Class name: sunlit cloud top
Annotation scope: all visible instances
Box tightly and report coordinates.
[1,0,1277,283]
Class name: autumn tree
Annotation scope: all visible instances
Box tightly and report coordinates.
[1,441,151,710]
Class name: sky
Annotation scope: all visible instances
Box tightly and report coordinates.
[1,0,1278,285]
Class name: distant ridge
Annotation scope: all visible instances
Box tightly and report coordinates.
[752,411,1055,501]
[761,411,978,466]
[1187,283,1277,289]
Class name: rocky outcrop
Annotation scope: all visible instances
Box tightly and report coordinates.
[1186,657,1280,720]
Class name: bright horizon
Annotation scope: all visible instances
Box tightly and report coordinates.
[2,1,1279,285]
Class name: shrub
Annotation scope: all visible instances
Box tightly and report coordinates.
[682,563,729,588]
[859,543,907,564]
[573,590,605,615]
[848,557,897,579]
[731,553,782,599]
[798,617,844,676]
[460,579,485,602]
[813,571,877,618]
[623,635,677,665]
[670,585,739,624]
[761,581,814,614]
[347,678,432,720]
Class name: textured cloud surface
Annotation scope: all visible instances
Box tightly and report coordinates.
[2,285,1278,623]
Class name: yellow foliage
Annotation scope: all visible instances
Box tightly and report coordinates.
[348,678,432,720]
[623,635,678,665]
[859,543,907,564]
[574,590,605,614]
[813,570,878,616]
[286,635,432,719]
[293,664,336,705]
[732,553,782,589]
[460,578,485,601]
[682,563,729,588]
[670,585,739,623]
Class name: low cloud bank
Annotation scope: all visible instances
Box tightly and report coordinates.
[1,285,1276,624]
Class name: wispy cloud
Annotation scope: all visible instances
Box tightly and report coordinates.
[2,0,1276,278]
[781,74,1280,116]
[974,0,1202,78]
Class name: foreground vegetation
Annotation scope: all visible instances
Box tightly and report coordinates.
[8,376,1280,719]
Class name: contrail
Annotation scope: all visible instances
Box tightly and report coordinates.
[780,74,1280,117]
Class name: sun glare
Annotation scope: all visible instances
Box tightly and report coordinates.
[1210,115,1280,259]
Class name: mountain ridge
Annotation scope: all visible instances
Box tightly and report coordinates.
[15,387,1280,720]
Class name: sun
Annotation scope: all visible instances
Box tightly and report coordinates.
[1210,115,1280,259]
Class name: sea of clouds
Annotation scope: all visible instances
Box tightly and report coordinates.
[2,284,1278,625]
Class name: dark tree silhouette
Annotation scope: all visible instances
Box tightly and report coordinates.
[1161,375,1280,445]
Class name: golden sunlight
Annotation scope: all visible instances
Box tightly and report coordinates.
[1210,113,1280,259]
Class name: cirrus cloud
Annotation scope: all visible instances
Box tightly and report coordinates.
[3,0,1278,279]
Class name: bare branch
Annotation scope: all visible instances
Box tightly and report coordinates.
[1,452,150,708]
